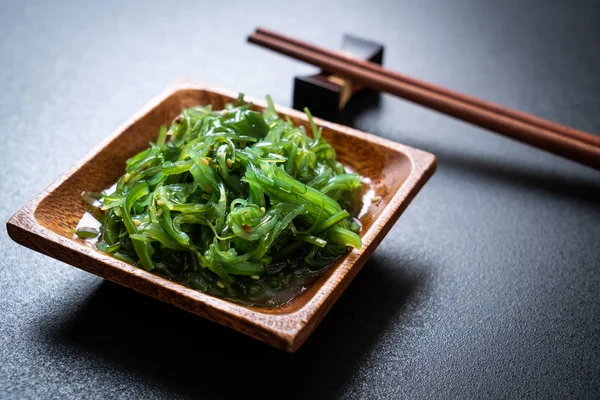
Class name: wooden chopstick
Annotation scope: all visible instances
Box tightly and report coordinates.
[255,27,600,148]
[248,28,600,169]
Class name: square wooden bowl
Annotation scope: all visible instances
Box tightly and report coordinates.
[7,79,436,352]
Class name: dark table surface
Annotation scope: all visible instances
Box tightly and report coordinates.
[1,0,599,398]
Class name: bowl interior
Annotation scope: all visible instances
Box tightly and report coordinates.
[33,88,413,314]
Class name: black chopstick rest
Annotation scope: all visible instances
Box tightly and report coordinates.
[292,34,384,121]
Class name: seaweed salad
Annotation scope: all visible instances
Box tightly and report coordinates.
[79,95,363,306]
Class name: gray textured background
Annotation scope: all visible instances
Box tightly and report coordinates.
[1,0,599,398]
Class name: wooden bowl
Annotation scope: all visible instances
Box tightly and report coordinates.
[6,79,436,352]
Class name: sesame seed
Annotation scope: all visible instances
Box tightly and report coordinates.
[200,157,209,166]
[123,173,131,183]
[133,219,141,227]
[372,196,382,205]
[226,158,233,168]
[260,207,266,213]
[251,275,260,280]
[205,156,212,162]
[156,209,163,217]
[216,281,225,288]
[156,200,164,206]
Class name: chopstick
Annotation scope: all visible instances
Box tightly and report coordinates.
[248,28,600,170]
[255,28,600,148]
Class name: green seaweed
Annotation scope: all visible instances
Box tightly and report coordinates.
[85,95,362,306]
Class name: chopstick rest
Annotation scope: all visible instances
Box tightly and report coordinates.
[292,34,384,121]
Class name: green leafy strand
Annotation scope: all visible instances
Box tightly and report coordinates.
[89,95,362,303]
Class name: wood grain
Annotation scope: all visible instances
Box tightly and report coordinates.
[6,79,436,352]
